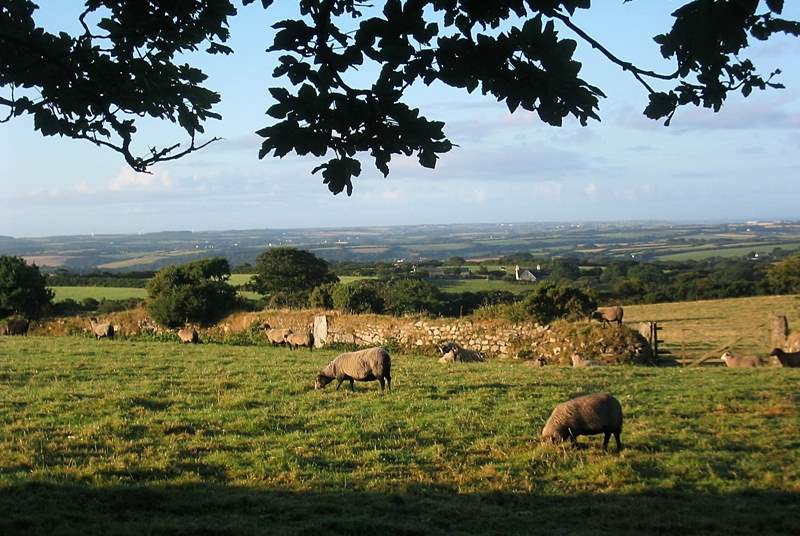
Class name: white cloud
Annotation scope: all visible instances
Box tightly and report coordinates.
[108,167,172,192]
[584,183,598,196]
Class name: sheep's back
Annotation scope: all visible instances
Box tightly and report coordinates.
[328,347,390,379]
[543,393,622,438]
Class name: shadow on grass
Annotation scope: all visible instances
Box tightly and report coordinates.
[0,481,796,535]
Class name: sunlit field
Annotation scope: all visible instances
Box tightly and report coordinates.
[0,337,797,534]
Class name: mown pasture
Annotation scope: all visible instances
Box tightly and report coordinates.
[625,294,800,363]
[0,336,797,534]
[50,286,147,301]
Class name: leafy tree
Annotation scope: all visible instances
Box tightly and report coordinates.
[547,258,581,282]
[519,282,596,324]
[146,257,237,327]
[308,283,336,309]
[0,255,53,319]
[767,254,800,294]
[250,248,338,296]
[381,279,445,316]
[331,279,384,314]
[2,2,797,193]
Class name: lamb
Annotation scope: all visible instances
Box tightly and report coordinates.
[265,325,293,346]
[89,317,114,340]
[769,348,800,368]
[287,330,314,351]
[720,351,761,368]
[437,341,484,363]
[541,392,623,451]
[571,352,605,368]
[591,306,624,326]
[315,347,392,391]
[3,318,29,336]
[177,327,199,344]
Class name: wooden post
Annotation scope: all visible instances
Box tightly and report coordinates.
[770,315,788,350]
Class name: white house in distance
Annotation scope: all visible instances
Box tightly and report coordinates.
[515,265,537,282]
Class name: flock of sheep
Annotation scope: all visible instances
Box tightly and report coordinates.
[5,304,799,452]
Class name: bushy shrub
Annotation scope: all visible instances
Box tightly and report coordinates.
[0,255,53,319]
[519,282,596,324]
[381,279,445,316]
[146,258,237,328]
[331,279,384,314]
[308,283,335,309]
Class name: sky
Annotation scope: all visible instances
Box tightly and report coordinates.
[1,2,799,237]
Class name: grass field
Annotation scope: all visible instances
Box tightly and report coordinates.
[0,337,798,534]
[624,294,800,362]
[50,286,147,301]
[434,278,533,294]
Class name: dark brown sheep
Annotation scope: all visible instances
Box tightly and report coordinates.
[769,348,800,368]
[3,318,29,336]
[541,393,623,451]
[591,306,624,326]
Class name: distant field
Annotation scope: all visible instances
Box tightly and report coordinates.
[229,274,254,286]
[50,286,147,301]
[0,337,797,534]
[434,278,533,294]
[97,250,204,270]
[655,242,800,261]
[624,294,800,362]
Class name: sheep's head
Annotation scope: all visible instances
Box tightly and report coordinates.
[769,348,784,357]
[314,374,333,389]
[721,351,732,363]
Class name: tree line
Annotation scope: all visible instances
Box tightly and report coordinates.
[2,248,800,329]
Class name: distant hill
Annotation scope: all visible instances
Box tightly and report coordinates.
[2,220,800,272]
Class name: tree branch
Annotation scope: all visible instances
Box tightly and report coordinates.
[551,10,678,95]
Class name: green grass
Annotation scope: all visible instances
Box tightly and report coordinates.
[229,274,255,286]
[654,242,800,261]
[434,278,533,294]
[0,336,797,534]
[625,294,800,362]
[50,286,147,301]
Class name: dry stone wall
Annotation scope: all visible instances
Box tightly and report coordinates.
[31,307,652,364]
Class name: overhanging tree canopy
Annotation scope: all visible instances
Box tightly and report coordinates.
[2,1,797,194]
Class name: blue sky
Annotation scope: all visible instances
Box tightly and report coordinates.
[2,2,799,237]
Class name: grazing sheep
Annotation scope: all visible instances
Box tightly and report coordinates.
[265,327,293,346]
[769,348,800,368]
[315,347,392,392]
[541,392,623,451]
[287,330,314,351]
[3,318,29,336]
[178,327,199,344]
[571,352,605,368]
[720,351,761,368]
[437,341,484,363]
[591,306,624,326]
[89,318,114,340]
[523,357,546,368]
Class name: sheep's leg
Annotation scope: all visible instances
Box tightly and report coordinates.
[349,378,355,392]
[336,379,344,390]
[603,432,611,450]
[386,376,391,391]
[378,377,385,391]
[614,432,622,451]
